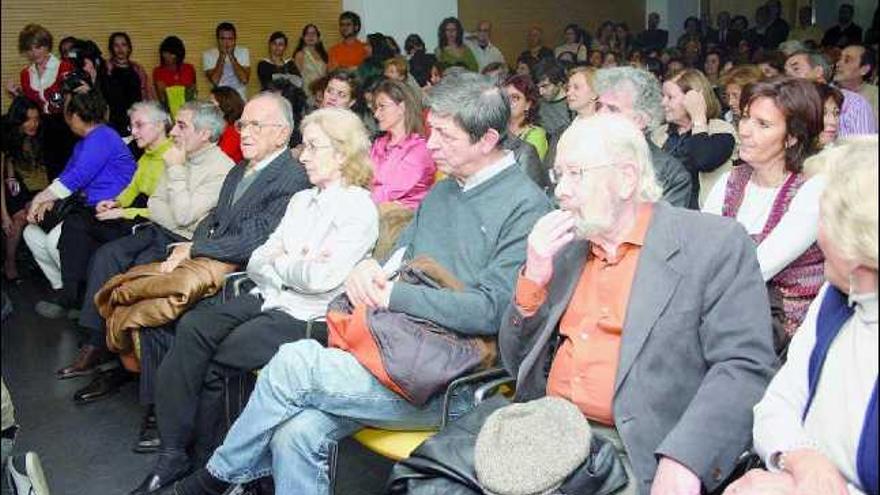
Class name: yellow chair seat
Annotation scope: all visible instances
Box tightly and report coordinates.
[353,428,436,461]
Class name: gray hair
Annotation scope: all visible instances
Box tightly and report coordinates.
[778,40,806,57]
[427,72,510,143]
[251,91,295,130]
[593,67,664,131]
[792,50,833,81]
[179,101,226,143]
[127,101,171,129]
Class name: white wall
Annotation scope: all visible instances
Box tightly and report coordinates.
[342,0,459,53]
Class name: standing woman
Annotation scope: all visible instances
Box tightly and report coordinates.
[703,78,826,352]
[209,86,245,164]
[152,36,197,119]
[654,68,737,208]
[369,79,434,210]
[257,31,300,91]
[435,17,478,73]
[503,74,548,160]
[104,32,153,136]
[293,24,328,103]
[1,97,49,283]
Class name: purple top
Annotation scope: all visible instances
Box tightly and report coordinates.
[59,125,137,206]
[839,88,878,137]
[369,133,435,210]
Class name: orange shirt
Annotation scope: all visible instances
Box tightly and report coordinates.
[328,40,369,69]
[514,204,653,425]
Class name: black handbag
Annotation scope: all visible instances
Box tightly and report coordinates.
[386,395,629,495]
[37,195,84,232]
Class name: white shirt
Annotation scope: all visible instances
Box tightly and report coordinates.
[28,54,62,113]
[246,184,379,321]
[245,147,285,176]
[460,151,515,192]
[464,37,506,71]
[202,46,250,99]
[702,171,827,281]
[754,283,878,494]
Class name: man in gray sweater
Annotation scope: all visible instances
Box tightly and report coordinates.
[160,73,551,495]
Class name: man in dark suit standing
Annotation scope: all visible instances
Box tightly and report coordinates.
[636,12,669,52]
[500,114,776,494]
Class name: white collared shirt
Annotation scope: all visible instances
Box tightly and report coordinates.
[245,147,286,176]
[460,151,515,192]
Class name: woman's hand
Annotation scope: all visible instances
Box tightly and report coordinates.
[95,208,124,221]
[683,89,708,129]
[27,200,54,224]
[95,199,118,213]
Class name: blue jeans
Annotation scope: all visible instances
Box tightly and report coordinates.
[206,339,473,494]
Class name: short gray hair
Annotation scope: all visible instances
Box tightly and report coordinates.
[593,67,664,131]
[427,72,510,143]
[251,91,295,129]
[179,101,226,143]
[792,50,833,80]
[127,101,170,129]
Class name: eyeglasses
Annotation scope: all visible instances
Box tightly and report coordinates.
[301,141,334,154]
[549,163,616,184]
[234,120,286,133]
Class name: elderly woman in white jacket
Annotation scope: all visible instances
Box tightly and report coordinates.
[145,107,379,485]
[724,137,878,495]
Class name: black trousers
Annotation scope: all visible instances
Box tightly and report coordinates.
[58,208,134,306]
[154,292,328,456]
[78,224,183,348]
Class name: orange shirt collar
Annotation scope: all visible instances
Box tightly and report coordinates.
[590,203,655,262]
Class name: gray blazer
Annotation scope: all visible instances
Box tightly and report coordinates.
[499,202,777,494]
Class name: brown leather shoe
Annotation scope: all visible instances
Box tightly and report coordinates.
[56,345,113,380]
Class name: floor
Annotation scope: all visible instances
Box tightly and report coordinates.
[1,273,393,495]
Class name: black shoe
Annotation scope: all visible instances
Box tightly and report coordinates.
[72,368,132,404]
[134,413,161,453]
[130,450,192,494]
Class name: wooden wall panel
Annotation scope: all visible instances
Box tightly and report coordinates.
[1,0,342,109]
[458,0,646,66]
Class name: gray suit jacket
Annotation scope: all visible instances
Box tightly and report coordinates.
[499,202,776,494]
[649,141,693,209]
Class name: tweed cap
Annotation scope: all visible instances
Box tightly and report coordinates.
[474,397,592,495]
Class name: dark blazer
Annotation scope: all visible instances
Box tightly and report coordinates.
[498,202,777,494]
[649,141,693,209]
[190,150,309,266]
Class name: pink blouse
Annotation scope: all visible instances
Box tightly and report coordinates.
[369,133,435,210]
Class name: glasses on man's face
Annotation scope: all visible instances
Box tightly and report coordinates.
[549,163,616,184]
[234,120,285,133]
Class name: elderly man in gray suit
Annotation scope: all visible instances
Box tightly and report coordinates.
[501,114,776,494]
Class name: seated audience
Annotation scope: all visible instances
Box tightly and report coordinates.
[435,17,478,73]
[489,114,774,494]
[203,22,250,100]
[555,23,588,63]
[594,66,694,207]
[481,61,510,85]
[464,20,506,72]
[1,97,49,283]
[520,26,555,68]
[357,33,396,83]
[328,11,369,70]
[135,107,379,492]
[817,83,844,148]
[835,44,878,117]
[636,12,669,53]
[321,69,360,111]
[104,32,153,136]
[209,86,244,163]
[566,66,598,120]
[369,80,434,210]
[703,78,826,351]
[23,90,136,319]
[406,36,438,88]
[725,137,877,495]
[383,57,407,82]
[533,60,572,139]
[755,50,787,79]
[719,64,764,126]
[788,5,824,45]
[504,74,549,160]
[153,36,197,119]
[162,72,551,495]
[293,24,328,103]
[785,49,877,136]
[703,48,724,88]
[256,31,299,92]
[58,101,234,391]
[654,68,737,208]
[54,101,172,323]
[822,4,863,48]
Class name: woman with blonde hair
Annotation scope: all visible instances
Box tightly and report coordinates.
[724,137,878,495]
[137,106,379,491]
[654,68,738,208]
[566,66,599,119]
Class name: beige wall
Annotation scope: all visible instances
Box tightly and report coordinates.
[1,0,342,109]
[458,0,646,65]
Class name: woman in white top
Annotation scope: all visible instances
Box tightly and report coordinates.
[723,138,878,495]
[703,77,826,351]
[146,107,378,484]
[554,24,588,63]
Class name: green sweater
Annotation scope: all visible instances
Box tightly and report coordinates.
[389,163,551,336]
[116,138,173,219]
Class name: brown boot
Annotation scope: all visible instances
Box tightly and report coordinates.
[56,345,114,379]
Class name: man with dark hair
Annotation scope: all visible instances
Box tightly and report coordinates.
[823,4,864,48]
[764,0,790,49]
[203,22,250,100]
[789,5,824,45]
[636,12,669,52]
[328,11,369,70]
[785,49,877,135]
[533,59,572,139]
[836,44,879,116]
